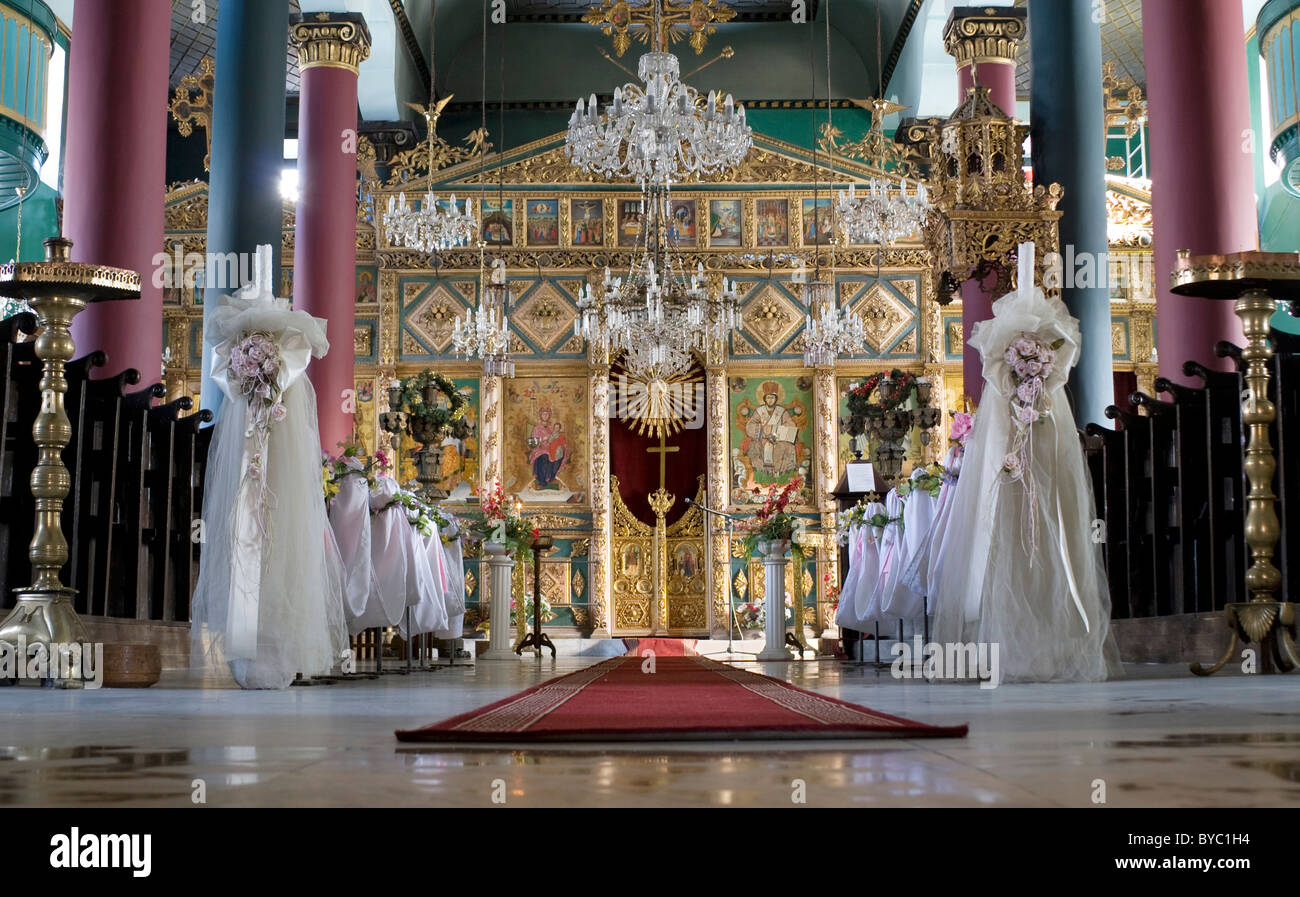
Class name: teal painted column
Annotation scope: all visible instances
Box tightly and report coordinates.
[1028,0,1112,426]
[200,0,289,419]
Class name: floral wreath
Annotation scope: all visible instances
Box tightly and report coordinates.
[844,369,920,436]
[397,370,468,436]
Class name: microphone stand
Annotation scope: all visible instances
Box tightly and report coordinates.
[685,497,754,661]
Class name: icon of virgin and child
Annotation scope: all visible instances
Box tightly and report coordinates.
[526,400,568,491]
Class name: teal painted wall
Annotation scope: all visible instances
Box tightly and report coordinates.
[0,178,58,262]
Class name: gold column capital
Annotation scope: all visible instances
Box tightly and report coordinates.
[942,6,1026,69]
[290,12,372,75]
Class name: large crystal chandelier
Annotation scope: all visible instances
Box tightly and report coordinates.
[452,262,515,378]
[565,0,751,186]
[575,187,740,373]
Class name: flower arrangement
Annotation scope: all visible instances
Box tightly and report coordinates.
[1000,331,1064,481]
[227,330,285,530]
[323,441,390,504]
[469,478,538,556]
[837,497,902,541]
[844,369,920,436]
[396,370,468,444]
[512,592,556,624]
[735,602,763,630]
[897,464,945,499]
[737,477,804,555]
[823,570,840,614]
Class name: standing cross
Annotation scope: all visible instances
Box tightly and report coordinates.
[646,433,679,490]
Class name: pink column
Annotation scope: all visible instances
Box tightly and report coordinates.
[944,7,1026,402]
[1144,0,1254,385]
[289,14,370,450]
[64,0,170,379]
[957,61,1017,116]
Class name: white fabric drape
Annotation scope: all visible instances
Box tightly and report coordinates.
[400,513,450,640]
[359,476,409,631]
[433,515,466,639]
[865,490,905,627]
[329,459,374,626]
[931,243,1122,682]
[835,502,886,631]
[923,446,964,596]
[191,246,347,689]
[882,467,937,623]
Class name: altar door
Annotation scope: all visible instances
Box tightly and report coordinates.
[610,475,709,636]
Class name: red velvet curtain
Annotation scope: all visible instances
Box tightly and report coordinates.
[608,371,709,526]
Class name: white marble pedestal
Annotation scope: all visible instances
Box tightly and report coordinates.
[480,541,518,660]
[757,540,794,661]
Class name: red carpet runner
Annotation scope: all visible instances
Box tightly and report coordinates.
[395,655,967,743]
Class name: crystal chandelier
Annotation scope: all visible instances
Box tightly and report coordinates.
[801,278,866,367]
[801,3,868,369]
[381,11,478,254]
[565,1,751,186]
[385,189,476,253]
[836,177,931,246]
[575,188,740,373]
[452,262,515,377]
[830,0,932,247]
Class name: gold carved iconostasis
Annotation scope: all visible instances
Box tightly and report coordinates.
[159,131,1156,640]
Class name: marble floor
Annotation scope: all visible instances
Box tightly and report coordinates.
[1,655,1297,807]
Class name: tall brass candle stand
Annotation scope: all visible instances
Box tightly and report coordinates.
[1172,250,1300,675]
[0,238,140,686]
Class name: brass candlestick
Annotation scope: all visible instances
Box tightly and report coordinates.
[1171,249,1300,675]
[0,237,140,686]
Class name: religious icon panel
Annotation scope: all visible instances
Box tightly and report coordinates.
[570,198,604,246]
[503,376,589,505]
[525,198,560,247]
[728,374,813,507]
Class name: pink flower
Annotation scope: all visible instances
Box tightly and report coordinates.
[1002,453,1022,478]
[1016,381,1039,404]
[270,402,287,422]
[1004,347,1018,366]
[1018,404,1040,424]
[1024,359,1043,376]
[949,411,974,444]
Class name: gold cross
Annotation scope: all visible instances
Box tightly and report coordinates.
[646,432,679,490]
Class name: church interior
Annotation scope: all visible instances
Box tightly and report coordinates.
[2,0,1300,831]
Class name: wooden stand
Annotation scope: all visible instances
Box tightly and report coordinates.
[516,534,556,659]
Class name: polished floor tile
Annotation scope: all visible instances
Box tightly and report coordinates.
[1,656,1297,807]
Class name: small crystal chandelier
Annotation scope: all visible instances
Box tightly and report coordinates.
[453,258,515,377]
[381,16,477,253]
[801,10,868,369]
[802,278,866,366]
[385,189,476,253]
[832,2,932,247]
[565,0,751,187]
[836,177,931,246]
